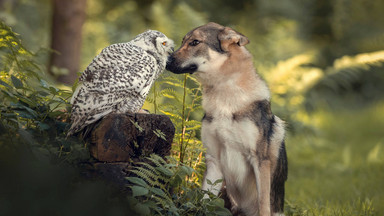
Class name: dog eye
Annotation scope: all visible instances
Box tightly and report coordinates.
[189,40,200,46]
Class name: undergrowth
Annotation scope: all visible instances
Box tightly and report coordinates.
[285,199,376,216]
[147,73,203,165]
[0,21,87,162]
[126,154,231,216]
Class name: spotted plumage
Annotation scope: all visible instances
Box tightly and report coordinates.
[67,30,174,137]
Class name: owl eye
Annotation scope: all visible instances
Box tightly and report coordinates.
[162,41,167,46]
[189,40,200,46]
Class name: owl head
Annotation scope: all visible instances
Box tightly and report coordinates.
[132,30,174,58]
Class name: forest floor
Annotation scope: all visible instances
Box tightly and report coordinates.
[285,102,384,215]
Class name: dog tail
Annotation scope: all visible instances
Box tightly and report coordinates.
[271,140,288,213]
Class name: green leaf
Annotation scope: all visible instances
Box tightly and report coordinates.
[180,166,194,176]
[171,174,183,186]
[153,129,167,141]
[37,90,50,97]
[126,177,149,187]
[206,179,213,185]
[23,106,38,118]
[38,122,50,130]
[214,207,232,216]
[149,187,168,199]
[213,179,223,185]
[48,111,64,118]
[19,96,37,107]
[134,202,151,215]
[1,112,17,119]
[182,202,196,209]
[0,79,12,88]
[15,110,34,119]
[155,166,173,177]
[40,79,49,88]
[11,75,23,89]
[49,86,59,94]
[129,120,144,132]
[1,89,15,99]
[131,185,149,197]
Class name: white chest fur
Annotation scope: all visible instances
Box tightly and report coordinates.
[202,117,259,181]
[206,117,259,152]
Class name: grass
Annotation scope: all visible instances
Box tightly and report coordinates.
[285,103,384,215]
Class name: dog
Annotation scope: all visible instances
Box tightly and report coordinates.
[166,22,288,216]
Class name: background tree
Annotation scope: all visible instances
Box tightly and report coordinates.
[48,0,87,85]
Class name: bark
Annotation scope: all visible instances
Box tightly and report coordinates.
[49,0,87,85]
[88,113,175,163]
[0,0,16,10]
[79,113,175,188]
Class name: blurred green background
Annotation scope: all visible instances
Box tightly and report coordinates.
[1,0,384,215]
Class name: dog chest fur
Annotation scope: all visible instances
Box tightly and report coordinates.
[204,117,259,153]
[203,117,259,183]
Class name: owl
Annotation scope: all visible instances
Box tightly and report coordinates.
[67,30,174,137]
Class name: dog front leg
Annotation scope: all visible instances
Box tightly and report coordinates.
[259,160,272,216]
[202,154,223,196]
[251,158,271,216]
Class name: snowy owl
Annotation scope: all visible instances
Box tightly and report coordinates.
[67,30,174,137]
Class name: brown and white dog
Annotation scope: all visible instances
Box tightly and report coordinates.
[166,22,288,216]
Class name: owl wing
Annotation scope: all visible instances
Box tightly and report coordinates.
[67,43,160,136]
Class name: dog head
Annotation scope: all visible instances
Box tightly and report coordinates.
[166,22,249,76]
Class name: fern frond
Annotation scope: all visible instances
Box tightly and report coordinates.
[135,162,159,176]
[159,88,178,97]
[160,111,183,121]
[130,167,165,187]
[148,154,168,166]
[150,193,172,207]
[157,103,178,112]
[305,52,384,110]
[162,75,184,85]
[186,75,200,85]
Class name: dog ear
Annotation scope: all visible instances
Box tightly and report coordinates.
[218,27,249,52]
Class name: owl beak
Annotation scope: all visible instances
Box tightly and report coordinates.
[167,47,174,56]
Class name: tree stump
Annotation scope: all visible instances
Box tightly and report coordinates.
[89,113,175,162]
[81,113,175,187]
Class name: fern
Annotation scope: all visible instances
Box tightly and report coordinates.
[126,154,231,216]
[0,22,72,129]
[147,153,168,166]
[305,51,384,110]
[264,51,384,133]
[0,21,86,161]
[146,71,203,164]
[131,166,167,187]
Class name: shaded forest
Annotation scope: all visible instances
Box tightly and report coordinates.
[1,0,384,215]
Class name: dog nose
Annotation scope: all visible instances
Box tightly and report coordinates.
[166,55,175,71]
[167,55,174,63]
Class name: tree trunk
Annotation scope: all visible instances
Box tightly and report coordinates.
[49,0,87,85]
[79,113,175,187]
[88,113,175,162]
[0,0,15,10]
